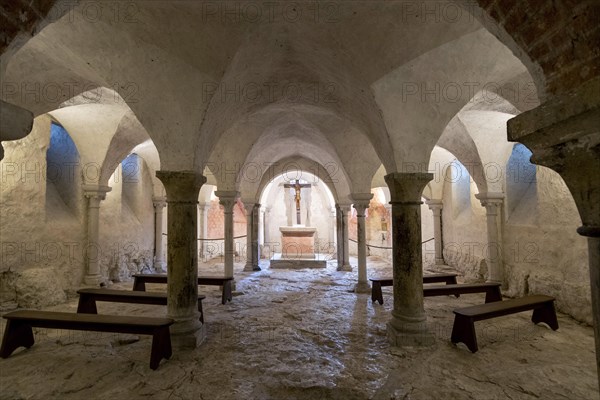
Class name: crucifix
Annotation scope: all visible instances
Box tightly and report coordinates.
[283,180,311,225]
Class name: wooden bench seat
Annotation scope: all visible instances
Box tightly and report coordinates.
[132,274,233,304]
[424,283,502,303]
[451,294,559,353]
[77,288,206,323]
[370,273,459,304]
[0,310,174,370]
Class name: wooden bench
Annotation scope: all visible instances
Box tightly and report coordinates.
[132,274,233,305]
[424,283,502,304]
[0,310,174,370]
[77,288,206,323]
[370,273,459,304]
[451,295,559,353]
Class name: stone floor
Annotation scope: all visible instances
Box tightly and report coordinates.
[0,256,598,400]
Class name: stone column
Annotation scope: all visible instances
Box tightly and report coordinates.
[153,196,167,272]
[216,191,238,278]
[262,206,271,259]
[82,184,112,285]
[243,201,261,272]
[352,194,373,293]
[336,204,352,271]
[252,203,261,270]
[198,202,209,261]
[426,199,444,265]
[384,204,392,246]
[263,206,271,245]
[507,77,600,388]
[474,193,504,283]
[384,172,434,346]
[336,204,342,265]
[330,207,337,257]
[156,171,206,348]
[243,202,254,271]
[259,206,265,246]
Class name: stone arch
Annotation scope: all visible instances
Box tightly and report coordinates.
[130,139,165,198]
[206,103,381,195]
[250,156,347,205]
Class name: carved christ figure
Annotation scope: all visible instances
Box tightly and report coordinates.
[294,181,302,210]
[284,180,311,225]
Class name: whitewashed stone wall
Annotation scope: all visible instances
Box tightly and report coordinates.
[0,118,156,309]
[441,160,591,324]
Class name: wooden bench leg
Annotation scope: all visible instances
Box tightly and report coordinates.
[76,294,98,314]
[446,277,460,297]
[0,320,35,358]
[485,287,503,303]
[198,300,204,324]
[222,281,232,305]
[451,314,478,353]
[532,302,559,330]
[150,327,172,370]
[372,282,383,305]
[132,278,146,291]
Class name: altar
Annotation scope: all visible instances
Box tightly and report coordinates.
[269,179,328,268]
[280,226,317,259]
[270,226,327,268]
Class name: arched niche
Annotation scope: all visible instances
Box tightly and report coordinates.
[505,143,538,223]
[45,122,82,220]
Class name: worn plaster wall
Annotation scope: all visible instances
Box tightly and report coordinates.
[203,197,247,263]
[441,158,591,324]
[100,154,156,282]
[441,162,489,281]
[502,164,590,324]
[0,118,157,309]
[363,195,391,261]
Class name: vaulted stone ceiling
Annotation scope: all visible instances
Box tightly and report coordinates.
[1,0,536,195]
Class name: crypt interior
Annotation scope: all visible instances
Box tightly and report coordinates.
[0,1,599,399]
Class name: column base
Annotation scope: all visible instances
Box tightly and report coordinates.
[354,281,371,293]
[83,274,103,286]
[243,262,254,272]
[434,258,445,265]
[252,265,262,271]
[337,263,352,272]
[154,260,167,273]
[169,315,206,349]
[387,315,434,347]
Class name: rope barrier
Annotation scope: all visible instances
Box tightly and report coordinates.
[161,233,247,240]
[161,233,433,248]
[348,237,434,250]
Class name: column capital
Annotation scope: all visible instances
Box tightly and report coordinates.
[156,171,206,203]
[351,193,373,216]
[83,184,112,201]
[353,203,371,216]
[475,192,504,210]
[425,198,443,209]
[384,172,433,204]
[337,203,352,213]
[216,190,239,211]
[241,198,259,214]
[153,196,167,209]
